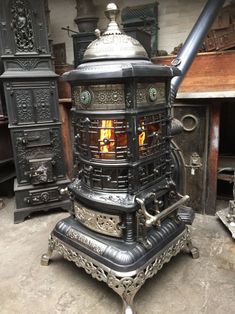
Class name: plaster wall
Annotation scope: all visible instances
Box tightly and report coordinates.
[48,0,227,65]
[48,0,77,66]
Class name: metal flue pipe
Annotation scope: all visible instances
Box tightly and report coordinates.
[170,0,226,102]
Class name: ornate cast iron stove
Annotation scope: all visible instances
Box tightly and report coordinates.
[0,0,71,223]
[42,4,199,313]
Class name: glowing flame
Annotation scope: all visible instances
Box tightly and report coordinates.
[139,122,146,146]
[100,120,115,153]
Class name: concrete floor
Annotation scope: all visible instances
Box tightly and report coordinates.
[0,198,234,314]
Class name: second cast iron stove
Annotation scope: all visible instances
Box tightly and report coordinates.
[42,3,198,313]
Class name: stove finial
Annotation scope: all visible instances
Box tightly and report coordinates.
[82,1,148,61]
[94,28,101,39]
[103,3,122,35]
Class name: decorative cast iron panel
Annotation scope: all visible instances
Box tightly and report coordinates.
[28,157,55,185]
[0,0,50,55]
[10,0,35,53]
[18,128,51,147]
[12,126,66,185]
[4,81,59,125]
[14,179,70,213]
[16,58,41,70]
[72,83,166,111]
[136,83,166,107]
[74,201,122,238]
[73,84,125,110]
[173,104,209,213]
[138,154,168,190]
[34,88,52,122]
[15,89,34,123]
[72,33,96,67]
[24,186,62,206]
[82,163,129,191]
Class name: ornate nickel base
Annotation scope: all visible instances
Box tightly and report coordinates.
[41,226,199,314]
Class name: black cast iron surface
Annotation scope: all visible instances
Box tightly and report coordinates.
[53,216,186,272]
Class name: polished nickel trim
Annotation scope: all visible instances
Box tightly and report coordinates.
[136,193,190,228]
[41,228,196,314]
[74,201,122,238]
[73,84,125,110]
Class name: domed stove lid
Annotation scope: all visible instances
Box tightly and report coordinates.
[83,3,148,62]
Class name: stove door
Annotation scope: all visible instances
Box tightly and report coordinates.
[173,103,209,214]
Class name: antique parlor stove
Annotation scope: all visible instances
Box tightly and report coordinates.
[41,3,200,313]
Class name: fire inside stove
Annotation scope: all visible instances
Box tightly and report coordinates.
[99,119,149,156]
[79,116,162,160]
[139,121,146,146]
[100,120,115,154]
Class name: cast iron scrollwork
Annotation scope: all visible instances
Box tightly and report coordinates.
[17,58,40,70]
[10,0,35,52]
[34,89,51,121]
[15,89,33,123]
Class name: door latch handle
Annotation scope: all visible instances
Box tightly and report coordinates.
[185,152,202,175]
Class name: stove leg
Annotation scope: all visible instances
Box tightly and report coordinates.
[107,274,144,314]
[41,235,54,266]
[186,238,199,259]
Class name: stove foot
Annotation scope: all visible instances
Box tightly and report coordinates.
[122,302,136,314]
[41,235,54,266]
[186,239,199,259]
[120,292,136,314]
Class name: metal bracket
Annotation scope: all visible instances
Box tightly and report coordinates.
[136,192,160,249]
[136,192,190,248]
[185,152,202,175]
[136,193,161,228]
[61,26,78,38]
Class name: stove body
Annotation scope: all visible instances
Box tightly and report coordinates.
[42,4,198,313]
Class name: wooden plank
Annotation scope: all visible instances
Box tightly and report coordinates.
[152,50,235,93]
[59,101,73,179]
[55,65,73,99]
[206,103,220,215]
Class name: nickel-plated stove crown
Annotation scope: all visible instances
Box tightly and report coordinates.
[83,3,148,61]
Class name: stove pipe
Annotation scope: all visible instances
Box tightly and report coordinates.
[170,0,225,102]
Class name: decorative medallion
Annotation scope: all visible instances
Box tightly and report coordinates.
[136,84,165,106]
[148,87,158,102]
[79,90,92,106]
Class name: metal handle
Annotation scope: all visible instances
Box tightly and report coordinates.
[136,194,190,228]
[59,187,69,195]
